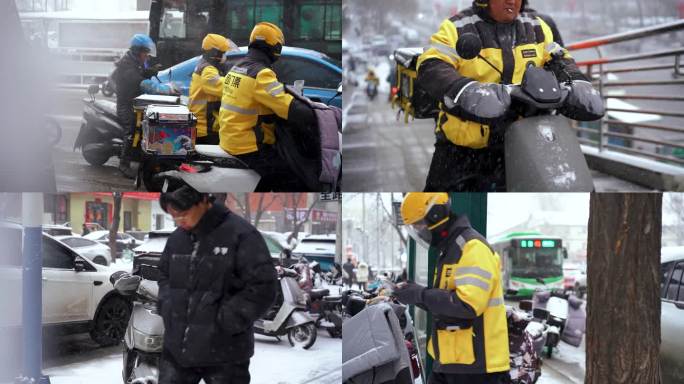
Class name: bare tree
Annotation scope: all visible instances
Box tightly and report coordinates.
[378,193,407,248]
[225,193,280,227]
[586,193,662,384]
[286,194,319,244]
[109,192,123,260]
[667,193,684,244]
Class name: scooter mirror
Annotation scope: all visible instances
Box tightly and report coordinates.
[88,84,100,96]
[519,300,533,312]
[456,33,483,60]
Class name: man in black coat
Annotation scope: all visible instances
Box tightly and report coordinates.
[157,186,278,384]
[112,34,160,179]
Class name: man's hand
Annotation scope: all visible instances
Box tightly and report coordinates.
[560,80,605,121]
[443,80,511,125]
[394,281,427,305]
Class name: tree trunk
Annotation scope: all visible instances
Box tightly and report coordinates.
[109,192,122,261]
[586,193,662,384]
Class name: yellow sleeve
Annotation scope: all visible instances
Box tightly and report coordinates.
[199,65,224,98]
[253,68,294,119]
[417,18,461,71]
[454,239,497,316]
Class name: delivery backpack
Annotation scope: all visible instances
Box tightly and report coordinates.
[392,48,439,123]
[275,85,342,192]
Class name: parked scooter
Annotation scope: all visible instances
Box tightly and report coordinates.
[532,283,586,358]
[254,266,318,349]
[453,33,598,192]
[110,269,163,384]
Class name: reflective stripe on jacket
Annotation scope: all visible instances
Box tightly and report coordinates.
[189,58,224,138]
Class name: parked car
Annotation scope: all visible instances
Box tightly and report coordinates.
[563,262,587,297]
[292,234,336,272]
[42,224,77,237]
[144,46,342,108]
[84,230,139,256]
[0,222,131,347]
[131,229,290,271]
[55,235,112,266]
[661,246,684,384]
[125,230,148,242]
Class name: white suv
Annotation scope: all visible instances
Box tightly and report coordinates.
[0,222,131,346]
[661,246,684,384]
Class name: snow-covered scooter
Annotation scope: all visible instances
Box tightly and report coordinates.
[110,270,163,384]
[454,33,596,192]
[254,266,318,349]
[532,286,586,358]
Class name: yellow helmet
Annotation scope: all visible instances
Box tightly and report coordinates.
[401,193,449,225]
[249,22,285,57]
[401,193,450,247]
[202,33,230,52]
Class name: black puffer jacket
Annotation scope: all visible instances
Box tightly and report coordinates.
[112,51,154,132]
[157,203,278,367]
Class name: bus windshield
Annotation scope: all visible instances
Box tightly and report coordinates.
[511,247,563,279]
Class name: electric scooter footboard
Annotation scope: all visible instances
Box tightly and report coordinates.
[505,115,594,192]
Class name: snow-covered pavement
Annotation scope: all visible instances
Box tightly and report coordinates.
[41,331,341,384]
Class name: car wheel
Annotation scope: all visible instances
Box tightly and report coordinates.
[90,296,131,346]
[93,255,108,266]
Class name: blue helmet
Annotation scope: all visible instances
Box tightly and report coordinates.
[130,34,157,57]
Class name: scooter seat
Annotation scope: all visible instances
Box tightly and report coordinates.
[195,145,237,159]
[310,289,330,300]
[93,99,118,118]
[323,295,342,302]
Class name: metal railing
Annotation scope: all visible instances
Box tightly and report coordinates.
[566,19,684,166]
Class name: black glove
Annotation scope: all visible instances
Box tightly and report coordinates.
[561,80,605,121]
[143,64,162,79]
[394,282,426,305]
[443,78,511,125]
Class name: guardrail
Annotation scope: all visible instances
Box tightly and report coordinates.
[51,47,125,88]
[566,19,684,167]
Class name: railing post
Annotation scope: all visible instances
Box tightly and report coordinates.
[595,46,606,152]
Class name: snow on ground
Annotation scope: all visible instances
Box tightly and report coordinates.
[42,332,340,384]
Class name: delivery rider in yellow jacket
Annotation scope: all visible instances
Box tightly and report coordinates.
[417,0,603,191]
[189,34,236,145]
[218,22,316,191]
[396,193,509,384]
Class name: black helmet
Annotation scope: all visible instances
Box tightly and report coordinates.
[159,177,213,213]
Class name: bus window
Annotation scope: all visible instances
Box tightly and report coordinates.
[296,2,341,41]
[511,248,563,279]
[159,0,210,40]
[226,0,283,44]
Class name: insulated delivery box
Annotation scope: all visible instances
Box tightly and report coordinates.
[392,47,439,123]
[141,104,197,157]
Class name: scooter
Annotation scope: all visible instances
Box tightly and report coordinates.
[254,266,318,349]
[454,33,596,192]
[307,287,344,338]
[507,301,546,384]
[110,269,163,384]
[366,82,378,101]
[532,285,586,358]
[75,84,181,169]
[152,83,343,192]
[74,84,127,166]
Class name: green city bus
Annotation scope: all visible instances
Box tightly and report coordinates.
[148,0,342,67]
[489,231,566,298]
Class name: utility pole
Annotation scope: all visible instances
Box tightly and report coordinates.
[376,193,381,270]
[17,193,50,384]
